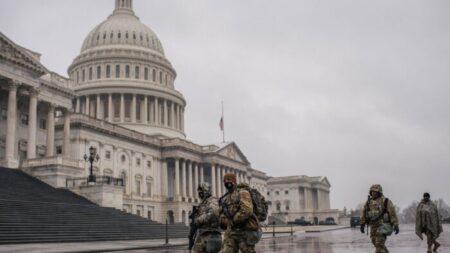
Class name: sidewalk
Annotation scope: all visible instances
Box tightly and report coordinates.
[0,226,349,253]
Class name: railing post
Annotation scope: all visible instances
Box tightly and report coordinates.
[165,219,169,245]
[272,221,275,237]
[290,223,293,236]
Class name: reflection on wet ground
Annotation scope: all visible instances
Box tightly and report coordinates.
[117,224,450,253]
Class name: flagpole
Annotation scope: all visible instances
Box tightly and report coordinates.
[222,101,225,143]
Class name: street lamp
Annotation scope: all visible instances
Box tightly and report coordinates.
[84,146,100,183]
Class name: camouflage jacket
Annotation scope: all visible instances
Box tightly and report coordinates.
[219,186,258,231]
[361,196,398,226]
[195,195,220,231]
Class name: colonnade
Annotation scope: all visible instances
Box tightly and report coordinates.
[75,93,184,131]
[3,80,72,166]
[171,158,249,201]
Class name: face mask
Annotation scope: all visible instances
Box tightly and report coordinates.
[225,182,234,190]
[198,192,205,199]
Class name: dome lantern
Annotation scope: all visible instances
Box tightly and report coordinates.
[114,0,134,15]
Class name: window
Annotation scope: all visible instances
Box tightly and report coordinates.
[39,119,47,130]
[147,211,152,220]
[56,146,62,154]
[136,180,141,195]
[159,71,162,83]
[144,68,148,80]
[165,74,168,85]
[125,65,130,78]
[146,182,152,196]
[286,204,290,211]
[136,209,141,216]
[115,65,120,78]
[285,190,289,195]
[267,191,270,196]
[275,191,279,195]
[105,150,111,160]
[147,161,151,168]
[121,155,126,163]
[82,69,86,81]
[106,65,111,78]
[136,158,141,166]
[76,71,79,83]
[135,66,139,79]
[1,108,7,120]
[152,69,156,82]
[89,67,93,80]
[97,66,101,79]
[20,114,29,125]
[118,32,121,39]
[276,202,281,211]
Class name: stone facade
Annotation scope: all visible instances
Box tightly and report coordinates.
[0,0,337,225]
[267,176,340,224]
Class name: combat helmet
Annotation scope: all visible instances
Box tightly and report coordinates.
[369,184,383,194]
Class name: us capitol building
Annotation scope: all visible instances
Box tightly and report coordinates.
[0,0,339,224]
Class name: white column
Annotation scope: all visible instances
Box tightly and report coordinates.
[211,164,217,197]
[174,158,180,199]
[75,98,80,113]
[96,95,101,119]
[160,159,167,198]
[85,96,90,116]
[46,104,55,157]
[108,94,113,122]
[142,96,148,123]
[175,105,179,129]
[63,109,71,158]
[154,97,159,125]
[170,102,175,128]
[163,99,168,126]
[5,82,18,167]
[182,159,187,198]
[131,94,136,123]
[181,108,185,131]
[120,93,124,122]
[27,89,38,159]
[149,98,154,124]
[188,161,193,198]
[200,164,204,183]
[194,163,199,199]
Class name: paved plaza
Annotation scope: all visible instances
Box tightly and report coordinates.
[117,224,450,253]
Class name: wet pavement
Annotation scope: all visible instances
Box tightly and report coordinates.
[117,224,450,253]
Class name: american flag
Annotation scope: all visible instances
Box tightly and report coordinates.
[219,116,224,131]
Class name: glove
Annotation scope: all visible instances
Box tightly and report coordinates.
[394,224,399,234]
[360,224,365,234]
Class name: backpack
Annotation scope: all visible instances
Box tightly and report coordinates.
[237,183,268,222]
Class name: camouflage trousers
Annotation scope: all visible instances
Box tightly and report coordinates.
[369,225,389,253]
[219,230,256,253]
[194,233,221,253]
[425,230,439,251]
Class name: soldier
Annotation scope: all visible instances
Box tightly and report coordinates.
[360,184,399,253]
[416,192,443,253]
[219,173,260,253]
[192,182,222,253]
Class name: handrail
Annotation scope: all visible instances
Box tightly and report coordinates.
[66,175,124,188]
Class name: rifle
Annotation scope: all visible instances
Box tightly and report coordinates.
[188,206,199,253]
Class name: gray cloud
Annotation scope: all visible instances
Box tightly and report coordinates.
[1,0,450,210]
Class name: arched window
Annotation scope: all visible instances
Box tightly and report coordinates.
[118,32,121,39]
[146,176,153,196]
[135,66,139,79]
[115,65,120,78]
[125,65,130,78]
[125,32,129,39]
[276,202,281,211]
[82,69,85,82]
[106,65,111,78]
[97,66,101,79]
[144,68,148,80]
[159,71,162,83]
[76,71,79,83]
[89,67,93,80]
[152,69,156,82]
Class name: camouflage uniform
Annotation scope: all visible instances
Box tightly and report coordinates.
[219,173,259,253]
[361,184,399,253]
[193,183,221,253]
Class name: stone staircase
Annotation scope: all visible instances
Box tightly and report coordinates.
[0,166,188,244]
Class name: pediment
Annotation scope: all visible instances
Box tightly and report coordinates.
[216,142,250,164]
[0,33,47,75]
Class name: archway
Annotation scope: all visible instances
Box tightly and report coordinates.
[167,210,174,224]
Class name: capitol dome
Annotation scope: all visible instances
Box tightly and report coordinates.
[68,0,186,139]
[80,2,165,56]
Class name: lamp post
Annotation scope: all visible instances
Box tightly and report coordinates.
[84,146,99,183]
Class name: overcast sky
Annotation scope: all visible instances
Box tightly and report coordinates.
[1,0,450,211]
